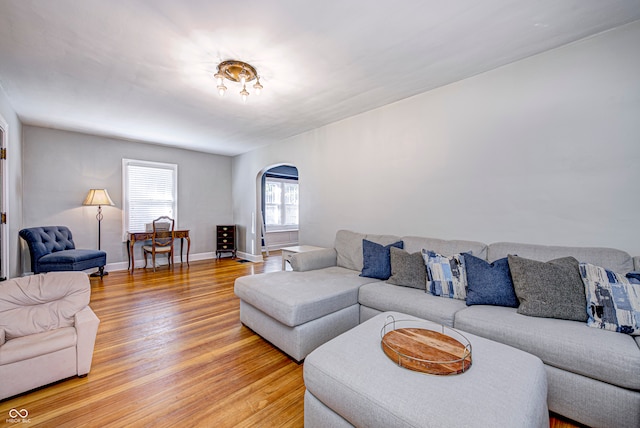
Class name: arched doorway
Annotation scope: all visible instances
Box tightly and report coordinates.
[256,164,299,256]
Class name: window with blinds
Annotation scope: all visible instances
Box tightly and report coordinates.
[122,159,177,240]
[264,177,298,231]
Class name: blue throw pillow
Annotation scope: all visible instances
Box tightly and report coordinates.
[464,253,518,307]
[627,272,640,284]
[360,239,403,280]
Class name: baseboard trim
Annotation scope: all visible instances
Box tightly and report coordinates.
[237,252,263,263]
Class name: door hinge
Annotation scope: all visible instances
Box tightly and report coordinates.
[0,148,5,160]
[0,213,6,224]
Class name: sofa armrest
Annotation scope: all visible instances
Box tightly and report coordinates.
[290,248,337,272]
[75,306,100,376]
[0,328,4,346]
[633,256,640,271]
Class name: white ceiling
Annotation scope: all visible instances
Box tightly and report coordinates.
[1,1,639,156]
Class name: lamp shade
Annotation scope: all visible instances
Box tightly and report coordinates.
[83,189,115,207]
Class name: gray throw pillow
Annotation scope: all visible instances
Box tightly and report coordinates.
[508,255,587,322]
[387,247,426,290]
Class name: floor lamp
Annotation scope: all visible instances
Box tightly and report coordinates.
[83,188,115,276]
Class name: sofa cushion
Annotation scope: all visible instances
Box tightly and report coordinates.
[358,282,467,327]
[360,240,403,280]
[422,250,467,300]
[508,256,587,322]
[454,305,640,390]
[387,248,426,290]
[334,230,401,272]
[0,272,90,340]
[234,267,376,327]
[464,254,518,307]
[488,241,634,272]
[580,263,640,335]
[402,236,488,259]
[335,230,366,271]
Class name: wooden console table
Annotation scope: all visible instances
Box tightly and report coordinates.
[127,230,190,271]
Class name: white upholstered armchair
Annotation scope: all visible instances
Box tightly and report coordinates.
[0,271,100,400]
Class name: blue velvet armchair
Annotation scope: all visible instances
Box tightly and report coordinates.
[19,226,107,278]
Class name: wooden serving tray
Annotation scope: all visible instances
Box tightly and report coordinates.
[381,327,472,375]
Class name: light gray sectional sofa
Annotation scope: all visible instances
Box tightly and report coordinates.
[234,230,640,428]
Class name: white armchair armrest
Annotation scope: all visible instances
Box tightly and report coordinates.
[75,306,100,376]
[290,248,337,272]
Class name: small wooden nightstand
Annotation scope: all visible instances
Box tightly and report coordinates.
[281,245,325,270]
[216,225,237,259]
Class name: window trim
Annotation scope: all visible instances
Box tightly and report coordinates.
[122,158,178,241]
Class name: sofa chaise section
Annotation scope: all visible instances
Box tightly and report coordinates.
[234,267,377,362]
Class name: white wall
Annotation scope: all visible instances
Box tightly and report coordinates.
[233,21,640,258]
[0,86,23,278]
[22,126,233,273]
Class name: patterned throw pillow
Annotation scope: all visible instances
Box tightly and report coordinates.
[422,250,467,300]
[579,263,640,335]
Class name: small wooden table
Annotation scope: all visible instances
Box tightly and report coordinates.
[281,245,325,270]
[127,230,190,271]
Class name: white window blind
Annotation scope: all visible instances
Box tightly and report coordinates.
[265,177,298,231]
[123,159,177,239]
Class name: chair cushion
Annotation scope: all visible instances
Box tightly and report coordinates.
[142,245,172,253]
[0,272,90,340]
[37,250,106,272]
[0,327,76,365]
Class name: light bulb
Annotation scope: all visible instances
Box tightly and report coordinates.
[240,85,249,103]
[217,84,227,97]
[239,70,248,86]
[253,78,263,96]
[214,72,223,86]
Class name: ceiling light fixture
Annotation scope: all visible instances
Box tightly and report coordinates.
[214,60,263,102]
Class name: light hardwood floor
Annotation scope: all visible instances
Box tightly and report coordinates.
[0,254,580,427]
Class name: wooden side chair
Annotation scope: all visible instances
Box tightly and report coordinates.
[142,216,175,272]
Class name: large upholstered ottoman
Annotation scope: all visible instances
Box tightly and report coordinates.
[304,312,549,428]
[234,267,377,362]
